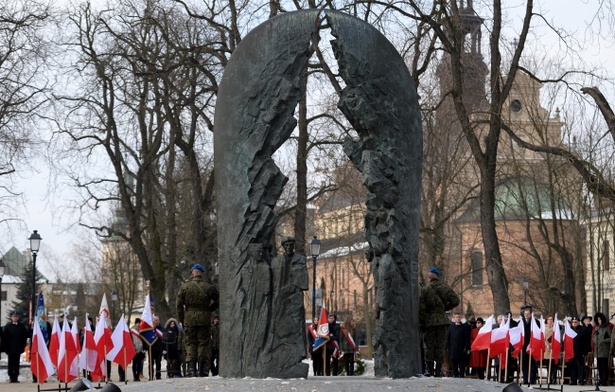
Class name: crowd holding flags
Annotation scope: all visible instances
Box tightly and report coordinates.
[28,292,139,384]
[464,310,587,385]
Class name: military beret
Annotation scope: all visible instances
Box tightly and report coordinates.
[429,267,441,277]
[192,263,205,272]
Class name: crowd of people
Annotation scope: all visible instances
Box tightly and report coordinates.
[418,265,614,386]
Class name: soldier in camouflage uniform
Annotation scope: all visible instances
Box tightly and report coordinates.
[176,263,219,377]
[419,267,459,377]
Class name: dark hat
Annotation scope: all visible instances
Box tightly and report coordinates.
[571,316,580,322]
[134,318,141,324]
[281,236,296,245]
[581,313,592,322]
[192,263,205,272]
[10,311,19,317]
[476,317,485,324]
[59,313,66,318]
[429,267,441,277]
[213,315,220,320]
[521,304,533,311]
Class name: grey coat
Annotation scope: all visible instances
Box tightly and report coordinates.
[593,323,612,358]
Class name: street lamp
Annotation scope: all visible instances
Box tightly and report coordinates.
[310,236,321,319]
[522,277,529,306]
[111,290,118,324]
[29,230,42,324]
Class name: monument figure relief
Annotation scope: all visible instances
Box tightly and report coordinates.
[215,9,422,378]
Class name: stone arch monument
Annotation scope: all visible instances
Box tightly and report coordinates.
[214,9,422,378]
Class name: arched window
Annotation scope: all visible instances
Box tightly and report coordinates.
[470,251,483,286]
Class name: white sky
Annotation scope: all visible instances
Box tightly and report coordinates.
[3,1,615,282]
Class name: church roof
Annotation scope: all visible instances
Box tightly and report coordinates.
[457,176,575,223]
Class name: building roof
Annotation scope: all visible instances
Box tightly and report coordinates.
[457,176,574,223]
[0,246,47,281]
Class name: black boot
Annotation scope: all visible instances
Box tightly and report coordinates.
[186,361,196,377]
[198,362,208,377]
[434,363,442,378]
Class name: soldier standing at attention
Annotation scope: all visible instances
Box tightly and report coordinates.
[419,267,460,377]
[176,263,219,377]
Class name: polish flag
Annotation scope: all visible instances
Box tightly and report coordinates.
[527,313,544,361]
[48,315,60,367]
[91,313,112,382]
[78,314,98,373]
[57,319,79,382]
[490,316,510,358]
[509,324,523,358]
[98,293,112,329]
[551,314,562,365]
[471,315,494,351]
[31,318,55,383]
[106,314,136,371]
[71,317,81,353]
[563,318,577,362]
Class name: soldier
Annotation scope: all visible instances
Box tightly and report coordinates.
[176,263,219,377]
[419,267,460,377]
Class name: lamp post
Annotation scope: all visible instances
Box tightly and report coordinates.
[111,289,118,324]
[522,277,529,306]
[29,230,42,324]
[309,236,321,319]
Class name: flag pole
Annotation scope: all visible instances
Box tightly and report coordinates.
[149,345,153,381]
[123,347,128,385]
[322,345,327,376]
[486,347,491,381]
[527,347,532,387]
[504,346,509,382]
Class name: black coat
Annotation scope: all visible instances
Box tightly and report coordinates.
[3,321,28,354]
[572,324,591,358]
[446,322,471,361]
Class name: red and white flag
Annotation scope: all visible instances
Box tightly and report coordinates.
[551,314,562,365]
[106,314,136,371]
[71,317,81,353]
[91,312,112,381]
[509,324,523,358]
[563,318,577,362]
[471,315,493,351]
[57,319,79,382]
[490,316,510,358]
[99,293,112,329]
[527,313,544,361]
[78,314,98,373]
[31,317,55,383]
[48,315,60,367]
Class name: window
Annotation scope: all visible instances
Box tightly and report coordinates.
[0,290,5,301]
[603,240,610,271]
[471,251,483,286]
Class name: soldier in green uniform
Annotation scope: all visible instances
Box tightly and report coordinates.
[419,267,459,377]
[176,263,219,377]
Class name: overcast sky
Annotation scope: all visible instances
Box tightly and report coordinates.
[3,0,615,282]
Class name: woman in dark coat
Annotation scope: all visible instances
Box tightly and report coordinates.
[163,318,181,378]
[592,312,611,386]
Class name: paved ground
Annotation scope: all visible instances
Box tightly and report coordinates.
[1,357,610,392]
[1,373,611,392]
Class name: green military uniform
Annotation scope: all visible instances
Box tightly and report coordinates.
[176,272,219,376]
[419,271,459,377]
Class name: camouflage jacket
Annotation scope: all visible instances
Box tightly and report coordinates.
[176,276,219,326]
[419,279,460,329]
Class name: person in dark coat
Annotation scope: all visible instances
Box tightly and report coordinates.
[446,312,471,378]
[163,318,181,378]
[568,316,590,385]
[326,314,341,376]
[210,315,220,376]
[3,311,28,383]
[150,316,165,380]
